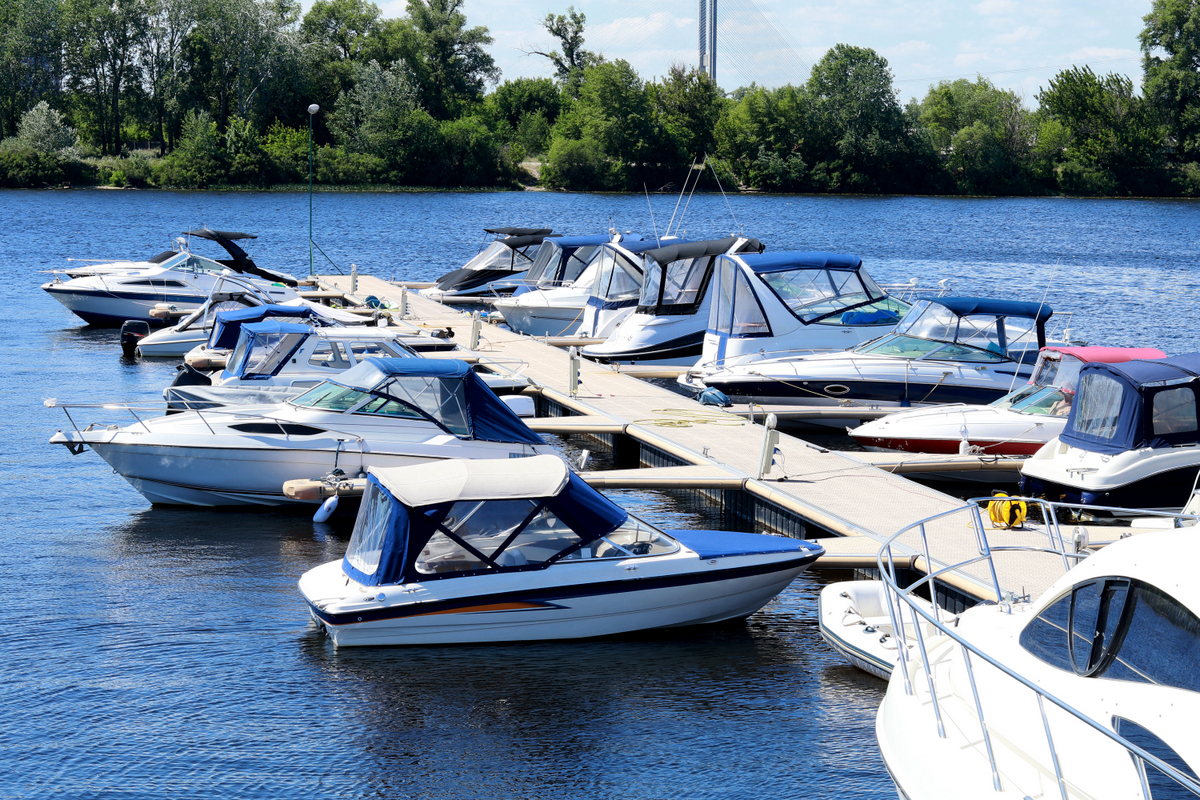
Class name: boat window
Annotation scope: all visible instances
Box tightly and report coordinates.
[997,386,1073,416]
[1113,717,1200,800]
[375,376,470,437]
[523,241,560,284]
[495,506,582,565]
[291,382,370,411]
[462,240,520,271]
[355,396,425,420]
[561,246,598,284]
[1073,373,1126,440]
[591,249,642,302]
[345,481,394,577]
[121,278,188,288]
[415,499,540,574]
[664,258,712,306]
[710,260,735,335]
[308,341,351,369]
[241,332,305,376]
[732,270,770,336]
[568,518,680,559]
[348,341,409,360]
[924,342,1007,363]
[857,334,946,359]
[894,301,1037,355]
[758,267,883,323]
[1151,386,1197,436]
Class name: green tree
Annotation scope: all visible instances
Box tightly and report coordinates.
[141,0,194,153]
[713,85,811,191]
[154,107,226,185]
[0,0,64,139]
[301,0,380,60]
[527,6,598,98]
[650,65,725,167]
[12,101,79,153]
[402,0,499,119]
[1140,0,1200,160]
[489,77,561,127]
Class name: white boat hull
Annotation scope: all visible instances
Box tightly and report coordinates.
[493,300,587,337]
[851,405,1063,456]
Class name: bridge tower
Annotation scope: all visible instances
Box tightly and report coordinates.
[698,0,716,80]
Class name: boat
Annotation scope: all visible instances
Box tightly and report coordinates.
[297,454,824,646]
[691,296,1054,408]
[580,236,766,367]
[490,233,611,337]
[420,227,554,301]
[575,235,686,340]
[818,580,939,680]
[678,251,914,390]
[876,501,1200,800]
[1019,352,1200,512]
[849,346,1167,456]
[41,229,300,326]
[49,358,554,507]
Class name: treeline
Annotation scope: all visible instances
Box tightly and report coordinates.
[2,0,1199,196]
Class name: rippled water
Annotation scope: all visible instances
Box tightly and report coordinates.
[1,189,1195,799]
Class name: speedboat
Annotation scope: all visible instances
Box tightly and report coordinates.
[679,251,912,390]
[575,235,686,340]
[298,454,824,646]
[877,516,1200,800]
[818,579,939,680]
[692,296,1053,408]
[490,233,610,336]
[1020,352,1200,512]
[421,227,553,301]
[42,229,299,326]
[49,358,554,507]
[581,236,766,366]
[850,346,1167,456]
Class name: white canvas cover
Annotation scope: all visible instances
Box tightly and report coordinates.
[369,455,569,507]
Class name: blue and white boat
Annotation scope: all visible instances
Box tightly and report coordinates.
[491,233,610,337]
[575,235,687,340]
[1020,352,1200,511]
[421,227,554,301]
[298,454,824,646]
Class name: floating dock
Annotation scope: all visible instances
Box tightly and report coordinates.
[317,275,1074,605]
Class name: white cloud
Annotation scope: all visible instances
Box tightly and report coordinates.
[973,0,1016,16]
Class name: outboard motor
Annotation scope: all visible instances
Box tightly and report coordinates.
[119,320,150,358]
[170,362,214,387]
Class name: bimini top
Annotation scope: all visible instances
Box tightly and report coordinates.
[1041,346,1167,363]
[1060,352,1200,454]
[342,455,629,586]
[643,236,764,267]
[295,357,545,445]
[484,227,552,237]
[739,251,862,273]
[933,296,1053,323]
[182,227,298,287]
[209,303,318,349]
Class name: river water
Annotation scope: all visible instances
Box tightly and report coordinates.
[1,189,1195,799]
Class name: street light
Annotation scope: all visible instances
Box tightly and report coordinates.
[307,103,320,276]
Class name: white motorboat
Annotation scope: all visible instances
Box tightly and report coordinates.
[42,229,299,326]
[298,454,824,647]
[876,501,1200,800]
[421,227,553,301]
[850,346,1167,456]
[581,236,766,367]
[678,251,913,390]
[818,580,939,680]
[491,233,610,337]
[692,296,1054,409]
[49,358,554,507]
[1020,352,1200,512]
[575,236,686,340]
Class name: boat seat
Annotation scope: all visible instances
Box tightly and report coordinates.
[496,549,528,567]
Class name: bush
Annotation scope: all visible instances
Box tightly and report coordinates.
[1174,162,1200,197]
[540,137,606,190]
[225,117,270,185]
[109,169,128,187]
[514,110,551,156]
[1058,161,1118,195]
[315,145,386,184]
[153,110,227,188]
[263,123,310,182]
[0,148,68,187]
[16,101,79,154]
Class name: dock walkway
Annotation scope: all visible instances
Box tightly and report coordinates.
[321,276,1071,602]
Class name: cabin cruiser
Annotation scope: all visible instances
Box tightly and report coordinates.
[298,454,824,646]
[575,236,686,340]
[850,346,1167,456]
[42,229,299,326]
[1020,352,1200,512]
[421,227,554,301]
[679,252,912,389]
[691,297,1053,408]
[877,519,1200,800]
[49,358,553,507]
[490,234,610,336]
[581,236,766,366]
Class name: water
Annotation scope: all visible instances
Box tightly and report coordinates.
[1,189,1196,799]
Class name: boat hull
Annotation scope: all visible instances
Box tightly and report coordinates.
[493,303,585,337]
[42,284,206,326]
[1019,463,1200,512]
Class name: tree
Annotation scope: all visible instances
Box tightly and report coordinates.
[1140,0,1200,160]
[13,101,79,153]
[489,77,561,127]
[650,65,726,168]
[141,0,195,153]
[527,6,597,97]
[301,0,380,60]
[0,0,64,139]
[401,0,499,119]
[714,84,812,191]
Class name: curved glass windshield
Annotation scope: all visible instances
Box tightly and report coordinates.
[993,385,1074,416]
[291,382,370,411]
[855,333,1007,362]
[757,266,894,324]
[462,240,529,272]
[523,241,561,284]
[894,300,1038,355]
[564,517,680,559]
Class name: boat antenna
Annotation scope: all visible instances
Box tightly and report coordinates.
[644,184,661,247]
[706,154,742,236]
[665,157,696,236]
[1007,258,1060,395]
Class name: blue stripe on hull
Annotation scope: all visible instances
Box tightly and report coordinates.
[706,378,1010,406]
[1020,463,1200,511]
[71,309,170,327]
[584,330,705,364]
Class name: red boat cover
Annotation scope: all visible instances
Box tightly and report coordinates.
[1041,346,1166,363]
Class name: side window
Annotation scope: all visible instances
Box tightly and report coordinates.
[497,506,581,566]
[308,342,350,369]
[415,499,538,575]
[344,482,393,576]
[711,261,734,335]
[732,271,770,336]
[349,341,401,361]
[1152,387,1198,436]
[1114,717,1199,800]
[1073,372,1126,439]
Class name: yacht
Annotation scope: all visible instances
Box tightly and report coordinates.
[421,227,553,301]
[1020,352,1200,511]
[581,236,765,366]
[490,233,611,337]
[679,251,912,390]
[575,235,686,340]
[850,346,1166,456]
[298,454,824,646]
[691,296,1053,408]
[49,358,554,507]
[42,229,299,326]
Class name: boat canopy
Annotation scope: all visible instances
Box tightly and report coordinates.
[184,227,298,287]
[1042,346,1167,363]
[519,234,609,292]
[209,303,318,349]
[342,455,629,586]
[588,239,682,309]
[730,251,901,326]
[484,227,552,237]
[1060,353,1200,454]
[993,347,1168,417]
[434,231,555,290]
[885,296,1052,353]
[638,237,764,316]
[223,320,311,380]
[291,358,546,445]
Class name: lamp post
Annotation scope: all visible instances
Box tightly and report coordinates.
[307,103,320,276]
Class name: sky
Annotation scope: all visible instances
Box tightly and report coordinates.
[364,0,1151,104]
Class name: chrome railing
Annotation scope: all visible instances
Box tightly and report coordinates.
[878,497,1200,798]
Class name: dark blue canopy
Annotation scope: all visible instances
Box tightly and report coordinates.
[1060,353,1200,454]
[933,296,1053,323]
[209,304,316,349]
[741,251,863,273]
[555,234,611,247]
[222,320,312,379]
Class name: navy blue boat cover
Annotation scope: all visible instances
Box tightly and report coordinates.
[740,251,863,273]
[1060,352,1200,454]
[932,296,1053,322]
[209,304,316,349]
[668,529,820,559]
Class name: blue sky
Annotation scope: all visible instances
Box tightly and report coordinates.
[369,0,1150,104]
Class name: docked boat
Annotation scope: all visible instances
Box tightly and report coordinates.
[420,227,554,301]
[692,296,1053,408]
[1020,352,1200,512]
[678,251,912,390]
[818,580,939,680]
[49,358,554,507]
[575,235,686,340]
[581,236,765,366]
[41,229,299,326]
[850,346,1167,456]
[877,509,1200,800]
[298,454,824,646]
[490,233,611,337]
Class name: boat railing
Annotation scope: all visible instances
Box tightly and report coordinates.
[878,278,952,302]
[877,498,1200,798]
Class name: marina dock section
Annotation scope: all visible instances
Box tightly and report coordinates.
[319,274,1073,605]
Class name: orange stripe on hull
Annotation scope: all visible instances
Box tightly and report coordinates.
[412,601,554,617]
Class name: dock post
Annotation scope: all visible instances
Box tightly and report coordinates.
[350,263,358,294]
[469,311,481,350]
[568,347,580,397]
[757,413,780,479]
[398,286,407,318]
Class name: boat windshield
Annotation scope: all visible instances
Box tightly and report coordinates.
[859,300,1038,360]
[522,241,560,284]
[757,266,900,324]
[711,260,771,337]
[462,240,528,272]
[345,480,394,577]
[591,248,643,302]
[291,377,471,435]
[231,331,307,377]
[991,353,1084,415]
[639,257,714,313]
[565,517,680,559]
